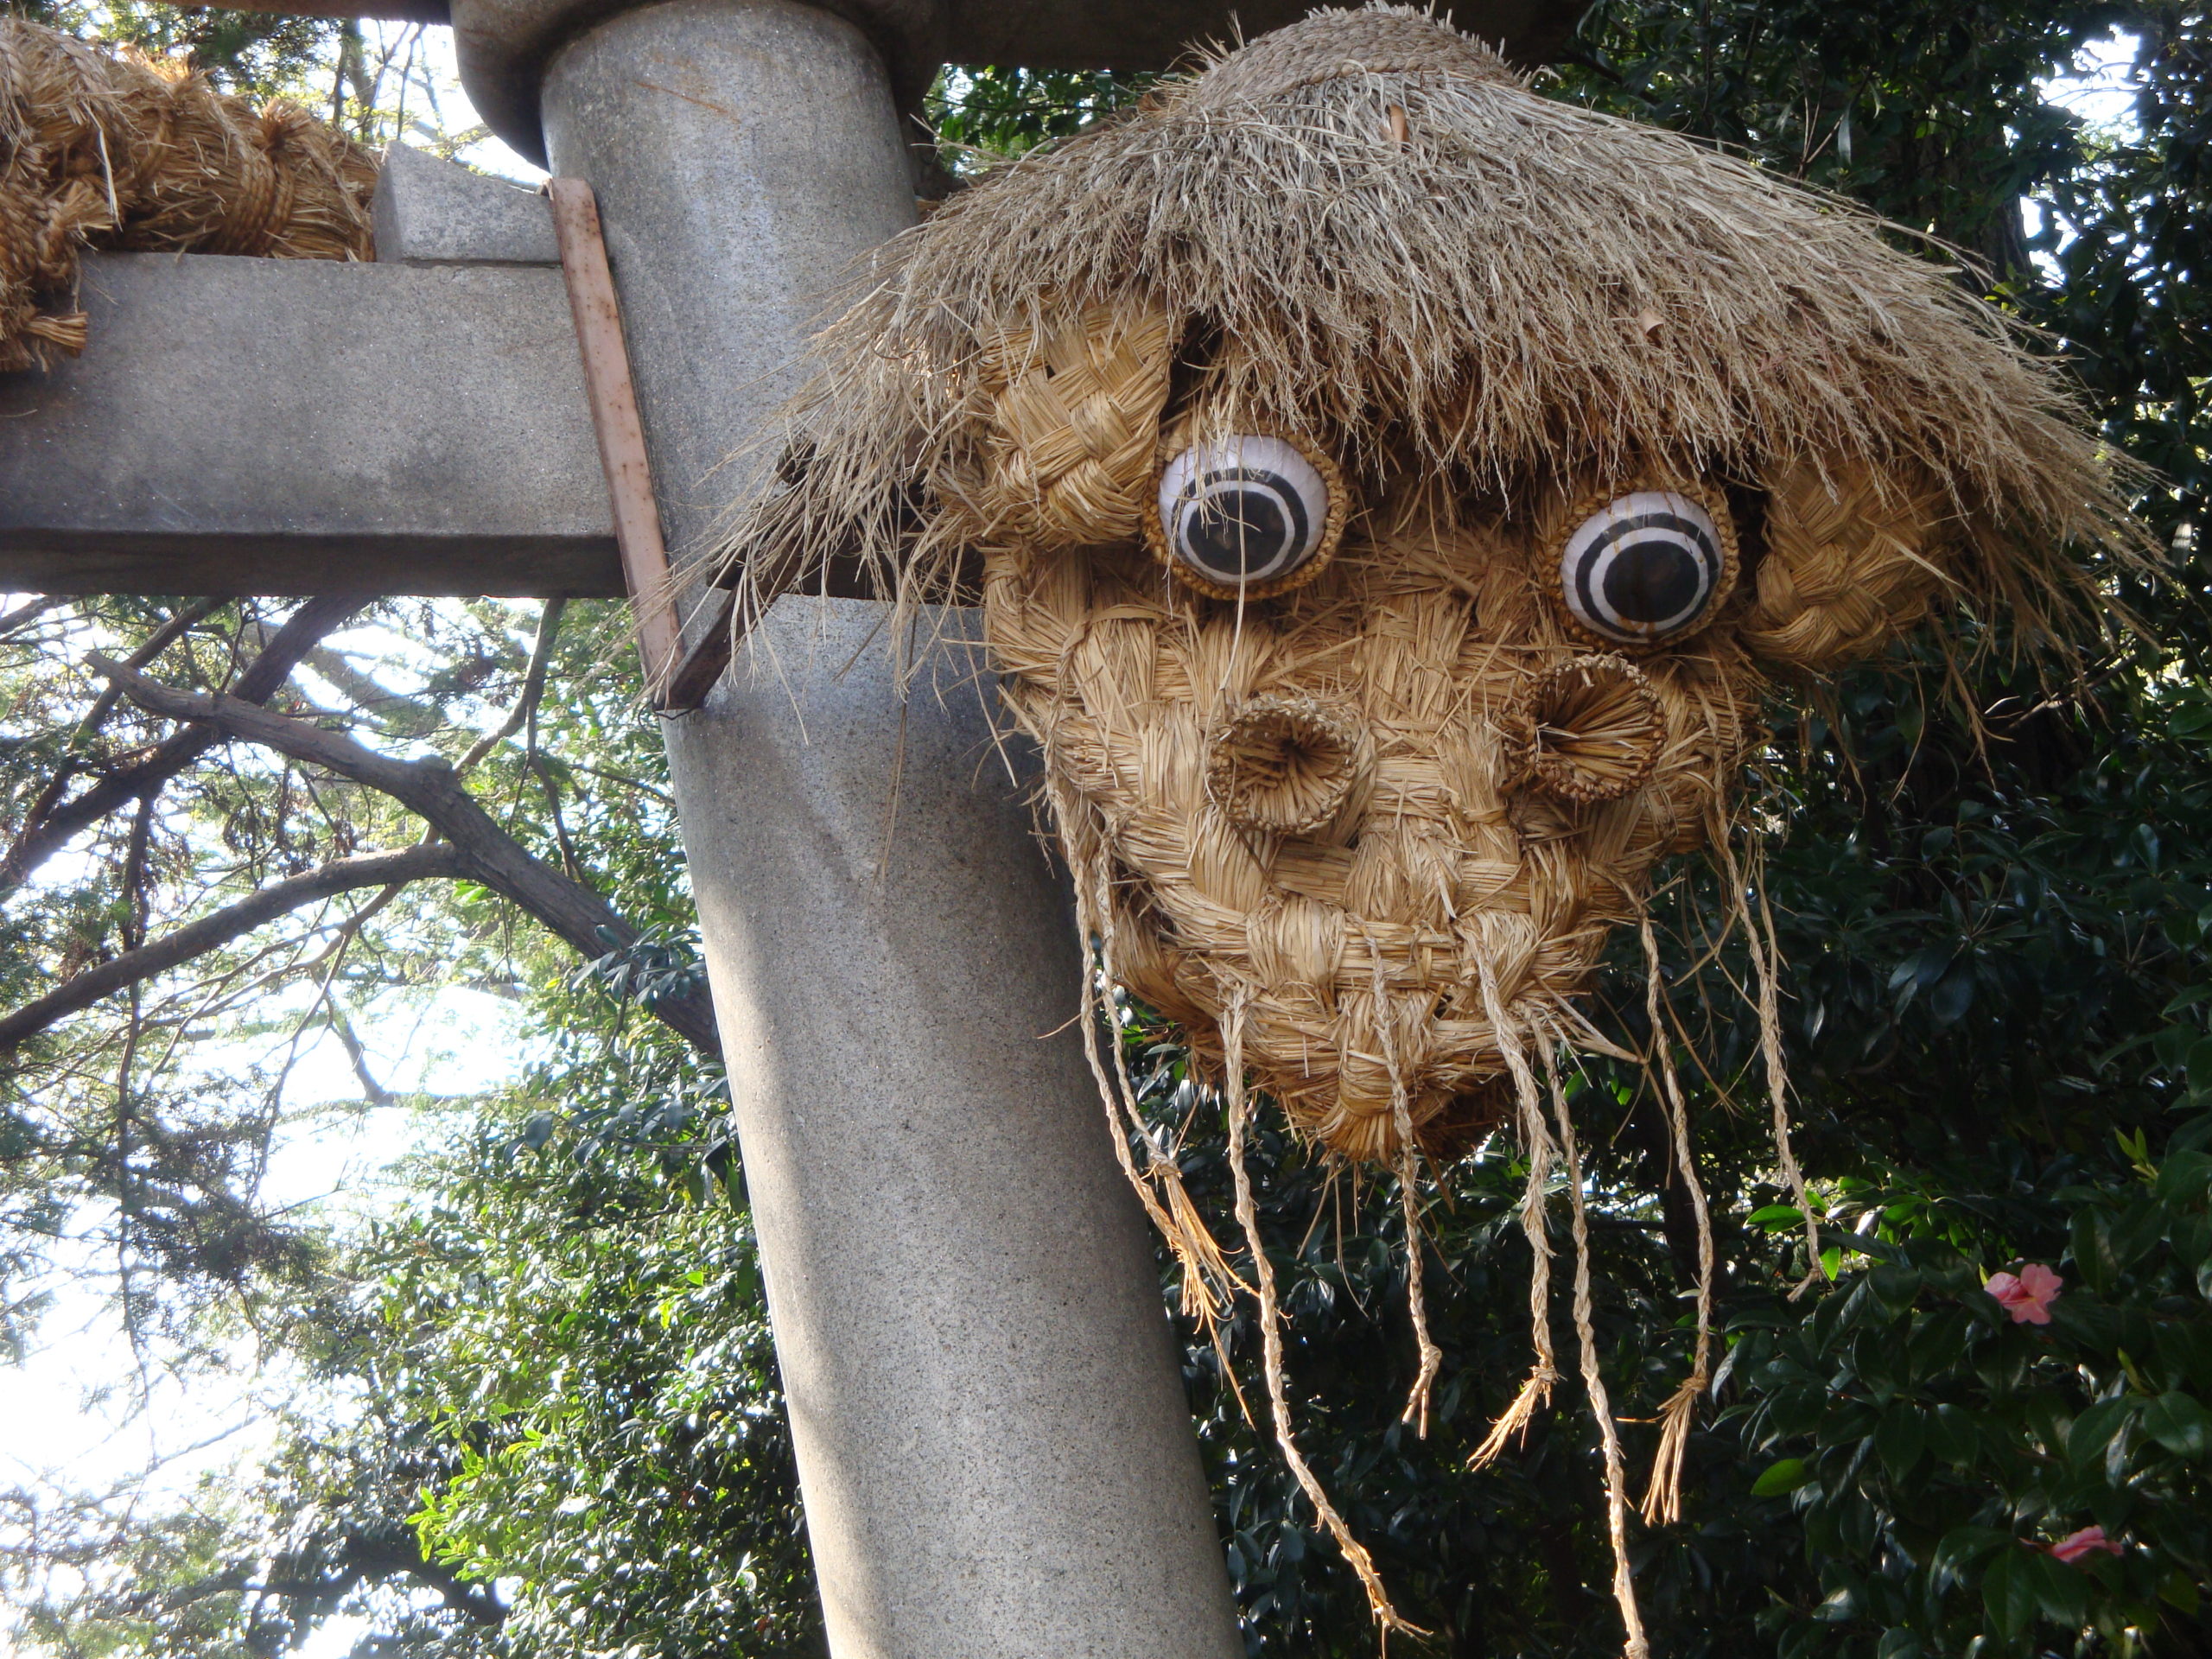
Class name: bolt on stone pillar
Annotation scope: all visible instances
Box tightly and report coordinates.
[451,1,1243,1652]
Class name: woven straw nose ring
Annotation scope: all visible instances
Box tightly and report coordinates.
[1503,654,1667,804]
[1205,696,1370,836]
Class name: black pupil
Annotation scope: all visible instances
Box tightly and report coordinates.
[1180,471,1304,579]
[1602,536,1704,624]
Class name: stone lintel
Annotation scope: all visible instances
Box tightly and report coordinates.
[453,0,1587,167]
[0,251,619,598]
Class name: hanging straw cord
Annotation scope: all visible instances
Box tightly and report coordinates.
[1221,987,1425,1638]
[1369,926,1443,1434]
[1536,1029,1652,1659]
[1711,826,1827,1298]
[1052,767,1243,1323]
[1465,951,1563,1471]
[1637,915,1718,1528]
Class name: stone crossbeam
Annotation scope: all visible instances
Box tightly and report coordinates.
[0,153,617,599]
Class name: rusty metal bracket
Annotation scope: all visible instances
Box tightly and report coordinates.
[658,587,737,713]
[545,177,687,707]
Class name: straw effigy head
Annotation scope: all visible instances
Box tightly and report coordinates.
[723,3,2139,1165]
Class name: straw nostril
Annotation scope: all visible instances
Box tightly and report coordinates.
[1206,696,1368,836]
[1504,653,1665,804]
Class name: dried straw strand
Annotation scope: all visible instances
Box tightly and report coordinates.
[1058,775,1240,1319]
[1719,831,1824,1297]
[1637,915,1716,1527]
[1467,953,1561,1469]
[1395,1141,1442,1435]
[1222,988,1421,1637]
[1537,1033,1650,1659]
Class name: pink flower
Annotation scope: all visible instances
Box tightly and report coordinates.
[1985,1262,2063,1325]
[2047,1526,2122,1564]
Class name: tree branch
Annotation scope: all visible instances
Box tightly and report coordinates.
[86,656,722,1059]
[0,845,464,1052]
[0,594,67,640]
[456,596,564,777]
[2,595,362,891]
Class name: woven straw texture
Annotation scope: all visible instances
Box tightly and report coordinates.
[984,477,1754,1163]
[978,301,1175,543]
[0,18,376,372]
[1744,459,1961,669]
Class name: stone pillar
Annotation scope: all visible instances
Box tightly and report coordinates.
[490,2,1243,1652]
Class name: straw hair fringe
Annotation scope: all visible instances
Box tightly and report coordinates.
[0,17,375,369]
[718,5,2148,650]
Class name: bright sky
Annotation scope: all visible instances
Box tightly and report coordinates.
[0,19,2157,1657]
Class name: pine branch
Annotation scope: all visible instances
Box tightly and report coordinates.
[2,594,362,890]
[0,845,462,1052]
[85,655,722,1058]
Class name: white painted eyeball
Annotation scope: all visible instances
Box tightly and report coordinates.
[1155,436,1337,595]
[1560,490,1729,645]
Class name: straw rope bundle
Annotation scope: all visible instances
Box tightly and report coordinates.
[0,18,376,372]
[715,6,2146,1648]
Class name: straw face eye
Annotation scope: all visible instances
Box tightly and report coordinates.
[1559,489,1732,646]
[1151,435,1342,599]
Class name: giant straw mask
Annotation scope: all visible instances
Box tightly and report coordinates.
[720,8,2131,1644]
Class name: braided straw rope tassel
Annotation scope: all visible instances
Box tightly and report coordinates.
[1368,927,1444,1433]
[1637,916,1717,1527]
[1394,1131,1442,1436]
[1466,951,1561,1470]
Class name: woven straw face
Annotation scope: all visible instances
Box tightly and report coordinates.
[717,2,2133,1163]
[984,467,1758,1162]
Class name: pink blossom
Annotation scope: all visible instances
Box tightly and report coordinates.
[1985,1262,2063,1325]
[2047,1526,2122,1564]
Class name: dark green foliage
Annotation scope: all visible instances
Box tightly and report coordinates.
[378,1096,819,1659]
[925,67,1154,169]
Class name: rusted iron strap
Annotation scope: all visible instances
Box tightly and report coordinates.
[545,176,684,705]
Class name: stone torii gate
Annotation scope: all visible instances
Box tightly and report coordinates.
[0,0,1575,1649]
